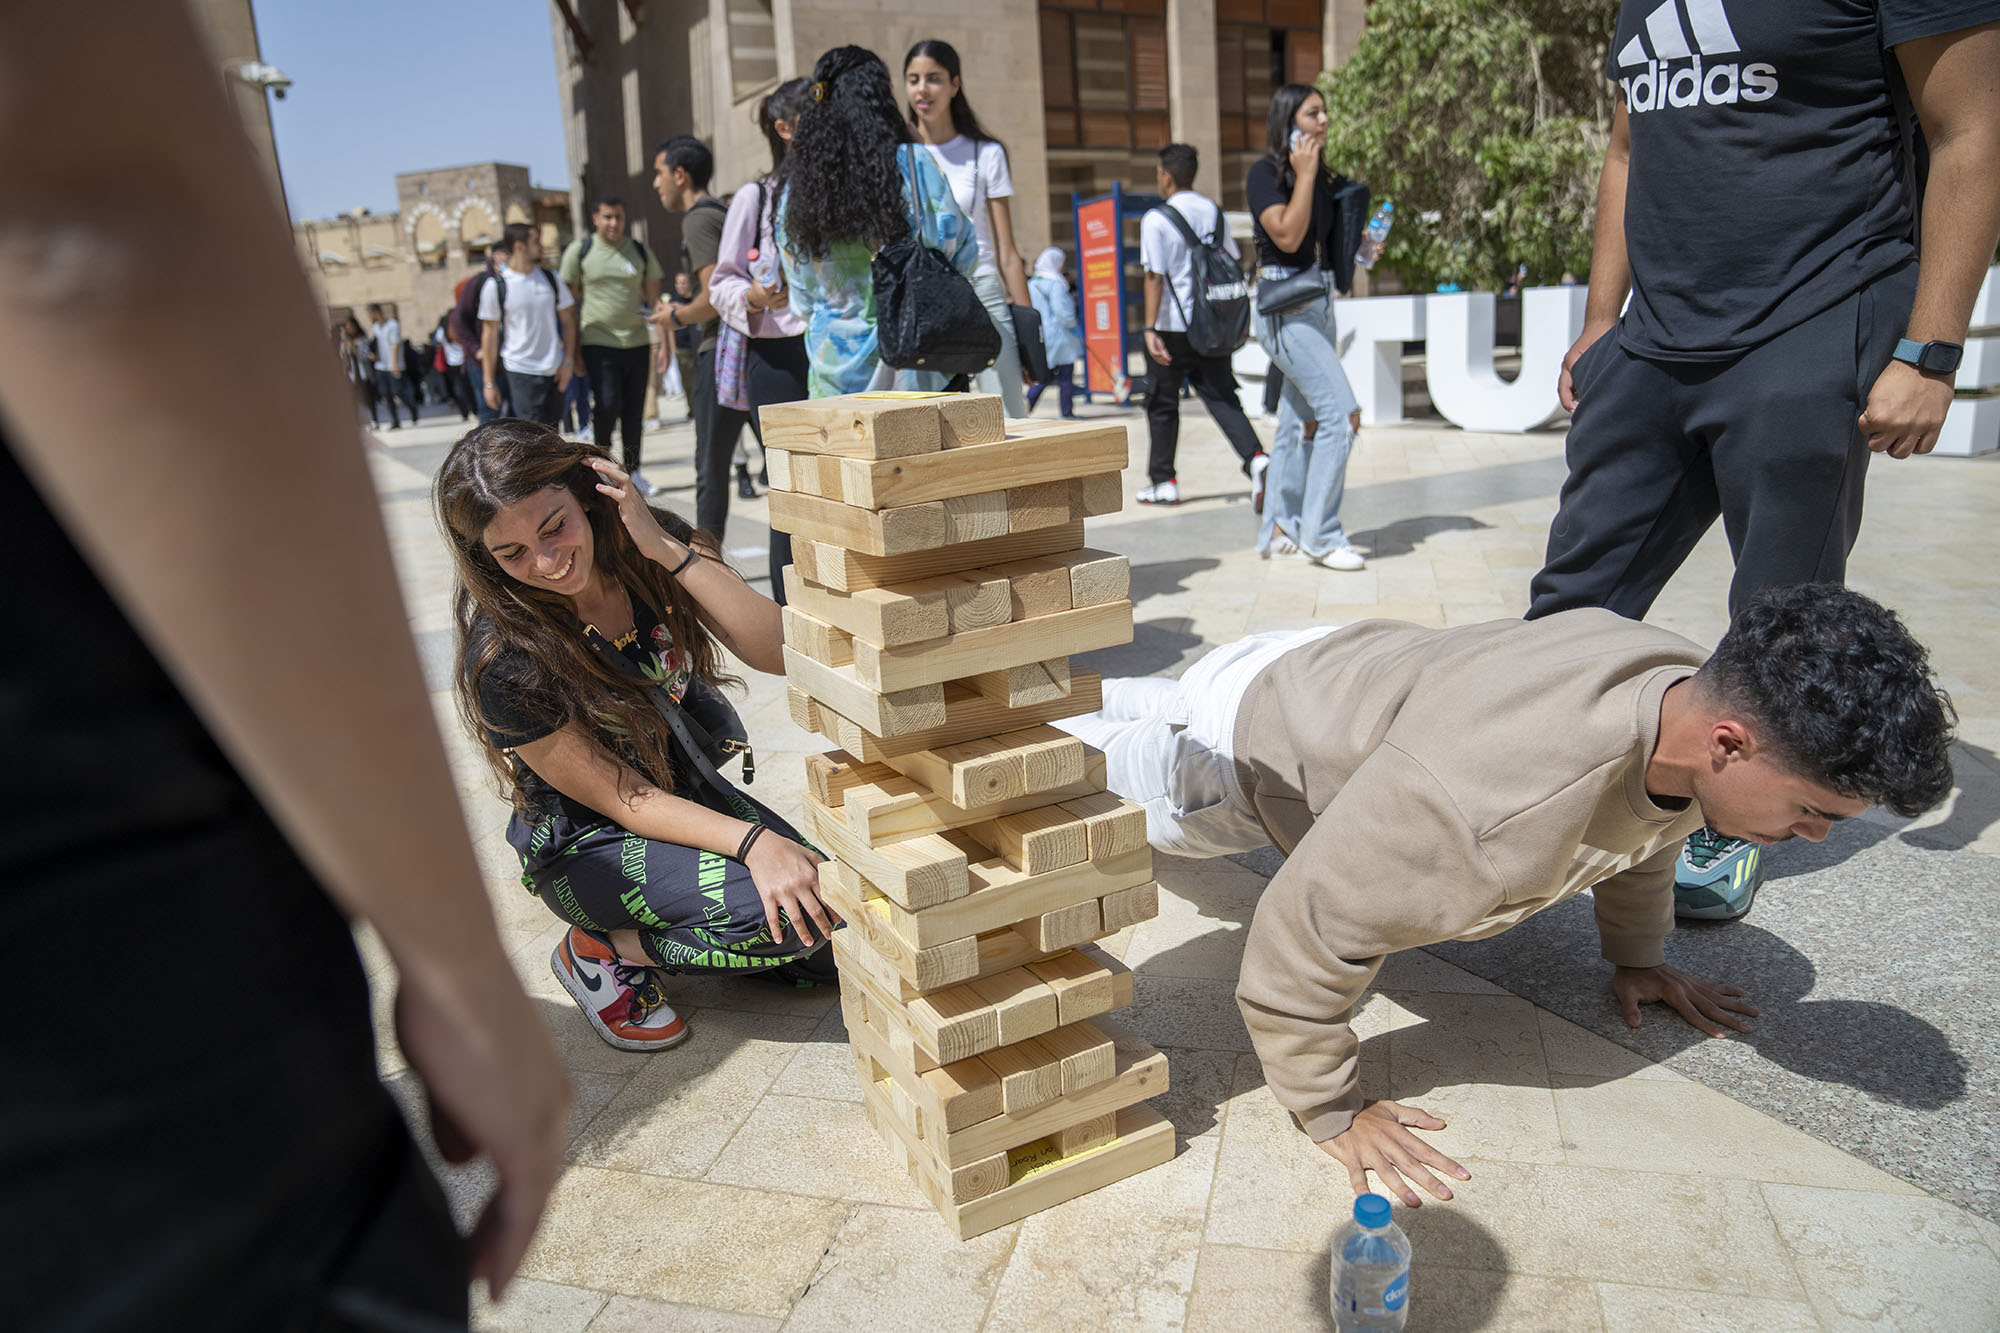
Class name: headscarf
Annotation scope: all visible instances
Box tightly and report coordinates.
[1032,246,1067,281]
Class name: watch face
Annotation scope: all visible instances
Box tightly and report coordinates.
[1920,342,1963,375]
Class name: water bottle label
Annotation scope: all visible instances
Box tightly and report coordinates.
[1384,1272,1408,1312]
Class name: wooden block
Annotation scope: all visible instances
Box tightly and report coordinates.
[934,1019,1167,1167]
[803,750,876,807]
[1027,899,1102,951]
[864,847,1154,950]
[919,1058,1005,1133]
[1100,881,1160,932]
[879,726,1092,808]
[1054,1112,1118,1157]
[838,420,1127,508]
[1014,726,1088,791]
[989,557,1074,620]
[979,1036,1065,1115]
[1007,479,1076,533]
[1077,470,1123,516]
[1049,548,1130,608]
[948,1150,1010,1204]
[843,766,1107,847]
[850,602,1133,694]
[764,447,796,492]
[936,393,1006,447]
[825,873,983,990]
[1058,790,1150,863]
[787,683,819,732]
[790,536,823,583]
[932,572,1013,632]
[964,969,1060,1044]
[989,806,1090,875]
[968,658,1072,707]
[781,646,946,738]
[782,567,948,648]
[941,489,1011,544]
[765,489,948,556]
[802,675,1104,763]
[806,520,1086,592]
[782,604,853,666]
[1025,945,1134,1023]
[803,795,968,908]
[906,983,1002,1065]
[1039,1019,1117,1095]
[756,394,944,459]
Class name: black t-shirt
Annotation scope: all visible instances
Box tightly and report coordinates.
[473,593,696,824]
[1246,157,1339,271]
[1609,0,1998,360]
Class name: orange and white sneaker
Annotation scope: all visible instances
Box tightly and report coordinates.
[550,927,690,1052]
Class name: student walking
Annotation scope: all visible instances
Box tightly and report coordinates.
[1249,84,1367,569]
[777,46,978,398]
[367,303,411,430]
[709,77,814,605]
[453,255,506,422]
[434,316,474,421]
[1139,143,1266,506]
[477,222,579,428]
[905,39,1033,417]
[560,196,664,492]
[1025,246,1081,417]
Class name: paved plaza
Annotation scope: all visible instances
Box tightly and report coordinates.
[361,388,2000,1331]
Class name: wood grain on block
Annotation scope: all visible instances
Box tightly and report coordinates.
[880,726,1094,809]
[801,675,1104,763]
[948,1151,1010,1205]
[1038,1019,1117,1095]
[1099,880,1160,932]
[1057,790,1150,863]
[1027,898,1102,951]
[789,536,823,584]
[786,683,818,732]
[865,846,1155,949]
[782,566,948,648]
[1007,479,1076,534]
[756,394,944,459]
[988,556,1073,620]
[921,1056,1005,1134]
[935,393,1007,448]
[1054,1112,1119,1157]
[1024,945,1134,1023]
[781,646,946,737]
[806,520,1086,592]
[907,982,1002,1065]
[765,488,947,556]
[933,1019,1167,1167]
[932,571,1012,632]
[964,968,1060,1044]
[782,604,854,666]
[967,657,1072,708]
[979,1036,1065,1115]
[822,870,982,991]
[841,419,1127,508]
[803,750,874,807]
[988,806,1090,875]
[941,489,1011,544]
[843,766,1108,847]
[1013,726,1089,792]
[802,795,968,908]
[1048,548,1131,608]
[1078,470,1123,516]
[850,601,1133,694]
[763,447,796,493]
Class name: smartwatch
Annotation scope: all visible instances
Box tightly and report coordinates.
[1891,338,1963,376]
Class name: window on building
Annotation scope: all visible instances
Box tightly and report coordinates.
[727,0,778,100]
[1040,0,1169,156]
[1217,0,1322,210]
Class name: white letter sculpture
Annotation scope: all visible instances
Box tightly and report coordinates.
[1424,286,1589,434]
[1337,295,1425,426]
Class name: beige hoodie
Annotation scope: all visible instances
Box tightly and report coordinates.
[1231,610,1708,1141]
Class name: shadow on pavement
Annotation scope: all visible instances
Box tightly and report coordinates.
[1346,513,1493,560]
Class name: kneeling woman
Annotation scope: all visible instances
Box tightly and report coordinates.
[438,421,837,1052]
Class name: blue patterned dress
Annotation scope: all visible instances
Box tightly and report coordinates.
[777,145,979,398]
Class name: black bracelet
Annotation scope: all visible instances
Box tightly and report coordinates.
[665,545,700,577]
[734,823,767,862]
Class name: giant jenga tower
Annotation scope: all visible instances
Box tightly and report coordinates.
[760,391,1172,1240]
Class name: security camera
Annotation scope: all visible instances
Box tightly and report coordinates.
[227,60,293,99]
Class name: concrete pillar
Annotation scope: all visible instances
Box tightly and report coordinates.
[1324,0,1367,70]
[1169,0,1222,191]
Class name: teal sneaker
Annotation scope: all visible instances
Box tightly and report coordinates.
[1674,825,1764,920]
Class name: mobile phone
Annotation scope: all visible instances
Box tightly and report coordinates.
[1289,127,1305,152]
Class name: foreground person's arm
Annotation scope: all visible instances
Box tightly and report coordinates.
[0,0,568,1297]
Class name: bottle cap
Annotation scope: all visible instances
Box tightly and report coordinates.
[748,248,762,261]
[1354,1193,1392,1228]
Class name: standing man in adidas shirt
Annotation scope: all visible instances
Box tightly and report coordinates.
[1531,0,2000,919]
[560,197,664,492]
[478,222,579,428]
[1138,144,1268,507]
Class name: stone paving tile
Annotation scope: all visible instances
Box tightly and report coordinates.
[1591,1284,1822,1332]
[469,1278,608,1332]
[1759,1183,2000,1330]
[704,1094,932,1208]
[783,1204,1015,1332]
[585,1296,779,1331]
[768,1006,863,1103]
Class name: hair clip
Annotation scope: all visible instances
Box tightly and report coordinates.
[810,80,829,102]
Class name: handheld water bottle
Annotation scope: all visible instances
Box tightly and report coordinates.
[747,247,780,289]
[1356,202,1394,270]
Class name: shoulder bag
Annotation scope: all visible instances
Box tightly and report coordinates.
[873,146,1001,376]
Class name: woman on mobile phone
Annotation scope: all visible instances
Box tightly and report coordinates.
[904,38,1034,416]
[1247,83,1366,571]
[437,421,838,1054]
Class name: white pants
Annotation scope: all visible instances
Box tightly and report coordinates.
[1056,627,1339,858]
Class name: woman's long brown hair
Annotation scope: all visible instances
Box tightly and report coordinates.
[435,419,732,812]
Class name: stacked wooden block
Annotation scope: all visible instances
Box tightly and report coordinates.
[762,392,1173,1240]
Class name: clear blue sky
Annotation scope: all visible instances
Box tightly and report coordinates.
[253,0,571,221]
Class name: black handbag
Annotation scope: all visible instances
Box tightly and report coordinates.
[873,146,1001,376]
[1256,268,1325,318]
[1010,301,1050,383]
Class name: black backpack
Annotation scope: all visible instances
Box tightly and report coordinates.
[1156,202,1250,358]
[488,266,564,342]
[873,147,1001,376]
[576,234,651,271]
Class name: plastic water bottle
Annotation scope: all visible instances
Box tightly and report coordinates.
[1355,202,1394,269]
[1331,1193,1411,1330]
[747,246,780,288]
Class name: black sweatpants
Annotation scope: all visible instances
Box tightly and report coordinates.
[1144,329,1264,485]
[506,370,563,428]
[1529,262,1916,621]
[691,343,753,541]
[583,342,653,472]
[747,333,809,607]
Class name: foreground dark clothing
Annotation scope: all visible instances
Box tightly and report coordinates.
[747,333,809,607]
[1143,329,1263,484]
[691,343,753,540]
[0,438,465,1331]
[582,343,650,471]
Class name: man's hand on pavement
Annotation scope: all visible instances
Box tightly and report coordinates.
[1613,963,1758,1038]
[1317,1099,1469,1208]
[1859,358,1954,459]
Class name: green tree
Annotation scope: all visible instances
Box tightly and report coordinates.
[1318,0,1619,292]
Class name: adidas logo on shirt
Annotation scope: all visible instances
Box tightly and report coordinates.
[1616,0,1776,114]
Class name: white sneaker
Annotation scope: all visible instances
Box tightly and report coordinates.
[1249,453,1270,514]
[1260,533,1302,560]
[1313,543,1367,571]
[1136,479,1181,506]
[629,469,660,498]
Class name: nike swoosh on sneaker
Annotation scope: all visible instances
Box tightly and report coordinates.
[566,940,606,992]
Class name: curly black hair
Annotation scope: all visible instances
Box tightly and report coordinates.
[1698,584,1955,818]
[782,45,913,261]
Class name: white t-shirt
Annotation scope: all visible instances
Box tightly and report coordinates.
[1139,191,1237,335]
[921,135,1011,276]
[436,325,465,366]
[371,318,401,373]
[477,266,575,377]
